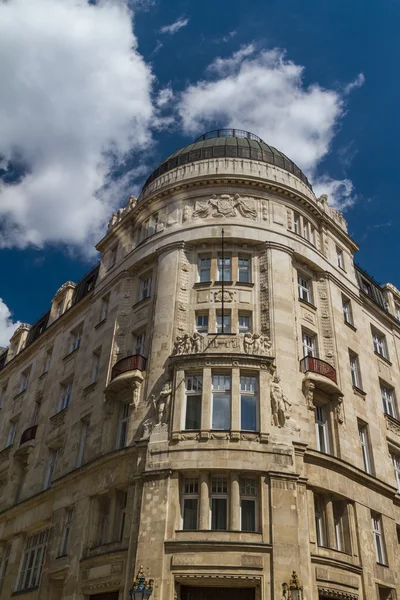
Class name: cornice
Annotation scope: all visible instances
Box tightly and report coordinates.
[164,539,271,553]
[311,553,363,575]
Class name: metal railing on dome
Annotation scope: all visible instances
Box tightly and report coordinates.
[194,129,265,143]
[111,354,147,380]
[300,356,337,384]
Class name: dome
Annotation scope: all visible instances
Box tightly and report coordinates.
[142,129,312,191]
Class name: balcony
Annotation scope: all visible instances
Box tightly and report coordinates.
[20,425,37,446]
[300,356,341,396]
[106,354,146,398]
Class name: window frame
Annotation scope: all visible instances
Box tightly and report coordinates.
[19,369,30,393]
[210,476,228,531]
[342,296,353,326]
[211,374,231,430]
[198,255,211,283]
[76,419,89,468]
[336,246,344,269]
[59,508,74,557]
[109,244,118,269]
[116,403,130,449]
[372,512,387,566]
[238,255,251,283]
[391,452,400,494]
[239,477,257,532]
[182,477,199,530]
[315,404,330,454]
[0,542,11,593]
[133,331,146,357]
[238,312,252,334]
[44,449,58,489]
[217,253,232,282]
[58,381,72,412]
[195,313,209,334]
[216,310,231,334]
[302,330,317,358]
[381,383,397,418]
[6,419,18,447]
[314,494,328,547]
[139,274,152,301]
[298,275,312,303]
[240,374,258,432]
[184,374,203,431]
[90,350,101,384]
[372,329,388,359]
[358,421,373,475]
[17,530,49,592]
[349,351,362,389]
[100,295,109,322]
[68,327,82,354]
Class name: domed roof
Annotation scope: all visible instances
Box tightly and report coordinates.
[142,129,312,191]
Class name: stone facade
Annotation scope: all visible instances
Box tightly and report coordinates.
[0,131,399,600]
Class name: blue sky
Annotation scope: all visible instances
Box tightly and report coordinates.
[0,0,398,343]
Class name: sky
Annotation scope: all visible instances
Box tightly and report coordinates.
[0,0,398,344]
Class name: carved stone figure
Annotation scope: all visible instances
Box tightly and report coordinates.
[281,583,289,600]
[289,571,301,590]
[141,418,153,439]
[303,380,315,410]
[242,332,272,355]
[270,375,291,428]
[152,381,172,425]
[182,334,192,354]
[335,396,344,424]
[126,195,137,211]
[182,204,190,222]
[107,212,119,230]
[173,333,205,354]
[192,194,257,220]
[262,200,269,221]
[191,332,203,353]
[243,332,254,354]
[131,381,141,410]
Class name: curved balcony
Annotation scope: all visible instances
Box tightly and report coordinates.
[106,354,147,397]
[20,425,37,446]
[300,355,341,396]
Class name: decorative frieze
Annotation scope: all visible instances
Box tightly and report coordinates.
[259,251,270,338]
[172,333,272,356]
[192,194,257,221]
[176,248,191,334]
[317,276,335,366]
[317,587,358,600]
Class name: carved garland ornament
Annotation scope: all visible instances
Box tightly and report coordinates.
[192,194,257,220]
[172,332,272,356]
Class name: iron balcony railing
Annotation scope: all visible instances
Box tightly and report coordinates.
[20,425,38,446]
[111,354,147,381]
[300,355,337,384]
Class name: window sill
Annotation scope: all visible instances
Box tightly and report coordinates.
[298,298,317,311]
[12,586,40,596]
[55,553,68,560]
[63,347,79,361]
[38,371,48,380]
[194,281,212,288]
[213,281,233,287]
[83,381,97,393]
[376,562,389,568]
[344,320,357,332]
[352,385,366,398]
[235,281,254,288]
[374,351,392,366]
[132,296,151,309]
[94,318,107,330]
[13,389,26,400]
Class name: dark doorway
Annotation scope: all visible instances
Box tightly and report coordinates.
[181,586,255,600]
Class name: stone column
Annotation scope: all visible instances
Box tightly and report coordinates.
[172,368,185,433]
[199,472,209,529]
[201,368,212,433]
[230,472,240,530]
[325,499,336,549]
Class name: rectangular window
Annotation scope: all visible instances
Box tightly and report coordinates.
[302,218,310,240]
[395,303,400,321]
[336,246,344,269]
[302,331,316,357]
[333,501,346,552]
[217,255,232,281]
[298,275,311,303]
[117,491,128,541]
[109,244,118,268]
[44,449,58,489]
[358,421,373,474]
[100,497,110,545]
[240,478,257,532]
[0,385,6,409]
[100,295,109,321]
[381,384,397,418]
[6,420,18,447]
[315,405,330,454]
[372,513,387,565]
[212,375,231,430]
[314,495,327,547]
[182,477,199,530]
[198,256,211,282]
[391,453,400,494]
[238,313,252,334]
[240,375,258,431]
[294,212,300,235]
[216,311,231,334]
[0,543,11,593]
[60,508,74,556]
[133,331,146,356]
[55,301,63,319]
[90,350,101,383]
[196,313,209,334]
[342,297,353,325]
[43,348,52,374]
[185,375,203,430]
[238,256,250,283]
[361,279,372,296]
[372,330,387,359]
[76,420,89,468]
[349,352,362,389]
[69,327,82,353]
[143,213,159,239]
[32,401,41,427]
[211,477,228,530]
[19,369,30,393]
[140,275,152,300]
[17,530,49,591]
[117,403,129,449]
[58,382,72,412]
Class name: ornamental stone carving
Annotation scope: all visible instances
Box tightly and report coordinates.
[152,380,172,426]
[107,195,137,231]
[213,289,235,303]
[243,333,271,355]
[192,194,257,220]
[172,332,272,356]
[335,396,344,423]
[303,380,315,410]
[270,375,298,431]
[317,588,358,600]
[141,418,154,439]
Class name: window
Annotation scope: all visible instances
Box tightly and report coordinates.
[58,382,72,412]
[32,401,41,427]
[372,330,387,359]
[381,384,397,418]
[43,348,52,374]
[361,279,372,296]
[349,352,362,389]
[19,369,30,393]
[185,375,203,430]
[90,350,101,383]
[182,478,199,530]
[342,297,353,325]
[238,313,252,334]
[358,421,373,474]
[212,375,231,430]
[143,213,159,239]
[302,331,316,357]
[211,477,228,530]
[100,295,109,321]
[69,327,82,353]
[238,256,250,283]
[76,420,89,468]
[333,501,350,552]
[240,375,258,431]
[198,256,211,282]
[216,311,231,334]
[240,478,257,531]
[99,497,110,545]
[44,449,58,489]
[196,313,209,334]
[336,246,344,269]
[55,301,63,319]
[298,275,311,303]
[0,385,6,409]
[302,218,310,240]
[372,513,387,565]
[17,530,49,591]
[116,403,129,449]
[217,254,232,281]
[109,244,118,268]
[0,543,11,593]
[314,495,327,547]
[395,303,400,321]
[315,405,330,454]
[116,491,128,541]
[60,508,74,556]
[6,420,18,447]
[391,453,400,493]
[133,331,146,356]
[294,212,301,235]
[139,274,152,300]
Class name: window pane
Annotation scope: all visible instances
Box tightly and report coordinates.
[185,395,202,429]
[241,499,256,531]
[241,394,257,431]
[183,499,198,530]
[212,393,230,429]
[211,498,227,530]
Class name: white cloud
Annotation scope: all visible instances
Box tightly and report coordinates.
[0,0,155,252]
[178,46,362,208]
[0,299,21,348]
[313,176,356,210]
[160,17,189,35]
[344,72,365,94]
[156,86,174,107]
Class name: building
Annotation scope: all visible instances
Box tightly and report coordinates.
[0,129,399,600]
